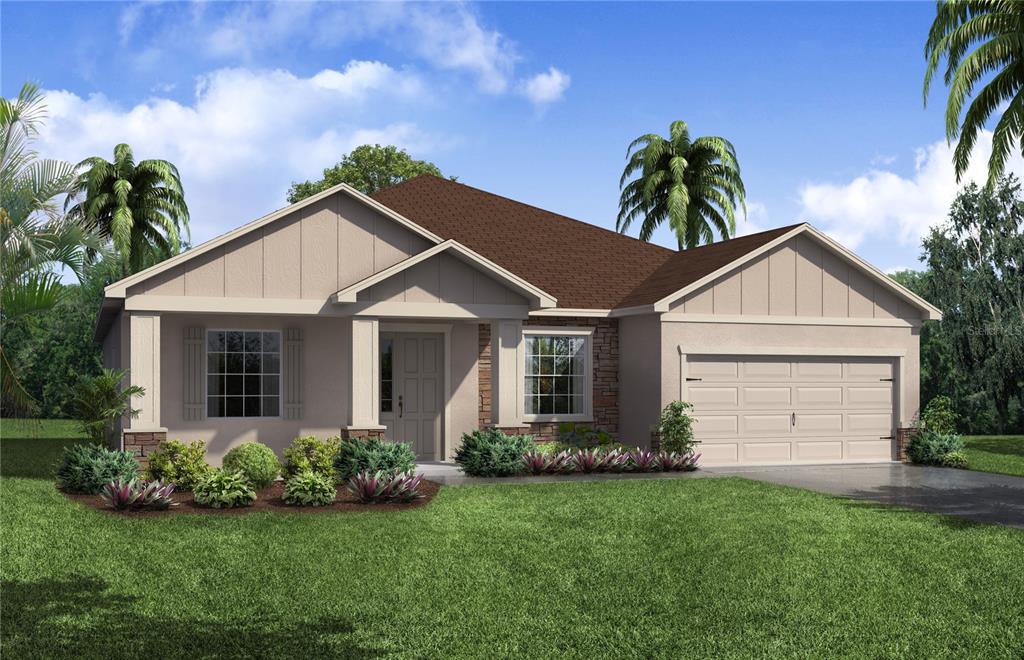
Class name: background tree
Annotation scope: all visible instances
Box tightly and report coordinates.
[1,82,101,414]
[66,143,189,276]
[287,144,453,203]
[924,0,1024,187]
[617,120,746,249]
[900,176,1024,434]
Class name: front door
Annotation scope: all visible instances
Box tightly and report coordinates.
[381,333,443,460]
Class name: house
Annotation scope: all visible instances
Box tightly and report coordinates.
[95,175,941,466]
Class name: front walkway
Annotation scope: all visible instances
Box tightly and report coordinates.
[417,461,1024,528]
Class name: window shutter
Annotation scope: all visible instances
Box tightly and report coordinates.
[284,328,303,419]
[183,327,205,420]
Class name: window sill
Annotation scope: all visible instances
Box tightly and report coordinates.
[522,414,593,424]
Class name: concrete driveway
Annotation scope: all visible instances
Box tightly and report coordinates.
[710,463,1024,529]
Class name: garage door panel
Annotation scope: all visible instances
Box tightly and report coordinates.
[846,412,892,433]
[741,360,791,379]
[743,442,791,462]
[693,414,739,435]
[689,387,739,407]
[699,443,739,463]
[846,439,892,460]
[743,387,791,406]
[846,360,892,380]
[795,413,844,433]
[794,386,843,407]
[742,414,792,434]
[686,354,894,466]
[846,386,892,407]
[795,441,844,461]
[688,359,738,379]
[793,360,843,379]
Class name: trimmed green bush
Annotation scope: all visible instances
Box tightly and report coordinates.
[906,429,966,466]
[333,437,416,482]
[222,442,281,488]
[657,401,696,454]
[921,395,958,435]
[941,450,969,469]
[193,469,256,508]
[282,470,336,507]
[146,439,211,491]
[283,436,340,479]
[56,444,138,494]
[455,429,532,477]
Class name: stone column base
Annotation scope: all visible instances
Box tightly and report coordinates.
[123,431,167,467]
[340,428,387,440]
[895,427,915,462]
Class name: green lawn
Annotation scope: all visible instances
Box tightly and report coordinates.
[2,437,1023,658]
[963,435,1024,478]
[0,418,86,440]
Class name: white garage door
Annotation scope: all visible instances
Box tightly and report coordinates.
[685,356,895,465]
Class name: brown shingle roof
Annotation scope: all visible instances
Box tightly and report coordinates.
[372,175,800,309]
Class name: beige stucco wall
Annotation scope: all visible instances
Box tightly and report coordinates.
[449,323,480,459]
[660,320,921,427]
[128,193,432,301]
[360,253,528,306]
[670,235,923,320]
[159,312,352,464]
[618,314,662,446]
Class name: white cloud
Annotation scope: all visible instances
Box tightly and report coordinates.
[798,131,1024,250]
[36,63,446,246]
[518,67,571,105]
[735,200,770,236]
[118,1,565,101]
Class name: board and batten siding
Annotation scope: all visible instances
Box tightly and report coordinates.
[127,193,433,301]
[358,252,529,306]
[669,235,921,321]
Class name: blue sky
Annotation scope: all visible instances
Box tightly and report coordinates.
[4,1,1017,272]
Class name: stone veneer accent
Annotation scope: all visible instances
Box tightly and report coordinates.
[340,428,387,440]
[477,318,619,443]
[123,431,167,467]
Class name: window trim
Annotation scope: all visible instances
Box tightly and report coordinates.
[205,328,283,420]
[519,326,594,423]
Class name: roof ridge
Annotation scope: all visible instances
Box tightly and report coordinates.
[378,174,677,256]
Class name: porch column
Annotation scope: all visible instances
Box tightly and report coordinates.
[127,312,162,430]
[123,312,165,460]
[347,317,382,431]
[490,319,523,428]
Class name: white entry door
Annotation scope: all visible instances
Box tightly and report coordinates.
[382,333,443,460]
[685,355,895,466]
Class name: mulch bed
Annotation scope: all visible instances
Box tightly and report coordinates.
[60,479,440,516]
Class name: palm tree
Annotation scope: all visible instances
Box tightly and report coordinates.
[1,82,102,412]
[924,0,1024,188]
[617,120,746,249]
[66,143,189,275]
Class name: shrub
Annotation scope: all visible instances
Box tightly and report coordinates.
[596,448,629,472]
[346,471,424,504]
[920,395,958,435]
[522,450,549,475]
[282,470,336,507]
[533,442,560,457]
[557,422,615,449]
[455,429,532,477]
[193,469,257,508]
[100,478,175,510]
[627,448,658,472]
[654,451,701,472]
[222,442,281,488]
[941,451,969,469]
[57,444,139,494]
[547,451,574,474]
[657,401,696,454]
[72,368,145,446]
[334,437,416,482]
[906,429,965,466]
[568,447,627,473]
[283,436,340,479]
[146,440,211,491]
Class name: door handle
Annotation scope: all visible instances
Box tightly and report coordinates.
[398,395,403,418]
[791,412,796,427]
